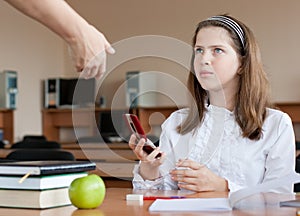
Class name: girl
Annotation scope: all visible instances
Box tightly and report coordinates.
[129,15,295,193]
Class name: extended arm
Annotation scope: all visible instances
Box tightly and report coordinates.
[5,0,115,79]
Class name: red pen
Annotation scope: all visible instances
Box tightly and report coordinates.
[143,196,186,200]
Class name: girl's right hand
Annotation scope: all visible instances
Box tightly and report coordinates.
[128,134,165,166]
[128,134,165,180]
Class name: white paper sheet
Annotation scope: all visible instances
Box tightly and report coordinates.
[149,172,300,212]
[149,197,231,211]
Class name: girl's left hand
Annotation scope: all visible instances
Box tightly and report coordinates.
[169,159,229,192]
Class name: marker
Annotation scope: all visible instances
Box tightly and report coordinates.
[143,196,186,200]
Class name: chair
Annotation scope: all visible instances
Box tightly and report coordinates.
[6,149,75,161]
[23,135,47,142]
[0,141,5,149]
[294,154,300,192]
[11,141,61,149]
[296,141,300,150]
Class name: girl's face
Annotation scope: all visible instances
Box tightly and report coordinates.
[193,26,241,95]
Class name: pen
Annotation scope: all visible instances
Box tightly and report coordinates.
[143,196,186,200]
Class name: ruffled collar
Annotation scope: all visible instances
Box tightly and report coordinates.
[206,104,234,118]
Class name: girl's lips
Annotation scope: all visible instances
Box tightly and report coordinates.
[199,71,213,77]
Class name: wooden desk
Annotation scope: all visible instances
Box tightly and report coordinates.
[1,143,137,161]
[0,146,136,178]
[65,143,138,187]
[0,188,297,215]
[0,143,138,188]
[0,109,14,144]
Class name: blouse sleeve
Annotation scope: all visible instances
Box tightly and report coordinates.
[131,113,179,190]
[263,113,295,193]
[132,111,183,190]
[131,162,165,190]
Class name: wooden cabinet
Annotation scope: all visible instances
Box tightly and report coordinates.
[42,103,300,144]
[132,106,178,134]
[275,102,300,123]
[42,106,178,143]
[0,109,14,144]
[42,108,97,142]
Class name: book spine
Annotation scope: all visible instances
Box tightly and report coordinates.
[40,163,96,175]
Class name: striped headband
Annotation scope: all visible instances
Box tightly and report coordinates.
[206,16,245,50]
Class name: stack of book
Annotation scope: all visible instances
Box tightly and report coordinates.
[0,160,96,209]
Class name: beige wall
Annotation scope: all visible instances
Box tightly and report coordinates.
[1,0,300,141]
[0,1,67,141]
[66,0,300,105]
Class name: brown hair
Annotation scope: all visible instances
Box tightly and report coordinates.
[177,14,272,140]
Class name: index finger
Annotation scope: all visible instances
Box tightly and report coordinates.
[176,159,204,170]
[95,58,105,79]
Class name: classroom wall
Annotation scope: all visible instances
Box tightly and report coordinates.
[0,1,67,141]
[1,0,300,142]
[66,0,300,139]
[66,0,300,106]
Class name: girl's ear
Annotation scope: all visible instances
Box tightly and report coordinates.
[237,67,243,75]
[237,56,245,75]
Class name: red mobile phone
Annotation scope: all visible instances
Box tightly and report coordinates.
[123,114,161,157]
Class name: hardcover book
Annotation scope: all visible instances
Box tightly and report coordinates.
[0,187,71,209]
[0,160,96,176]
[0,172,87,190]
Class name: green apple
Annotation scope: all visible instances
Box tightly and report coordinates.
[68,174,106,209]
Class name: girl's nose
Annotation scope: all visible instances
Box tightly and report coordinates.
[200,52,212,66]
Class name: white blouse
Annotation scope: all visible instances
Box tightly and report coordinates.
[132,105,296,192]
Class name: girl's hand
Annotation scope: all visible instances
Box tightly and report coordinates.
[128,134,165,180]
[128,134,165,165]
[170,159,228,192]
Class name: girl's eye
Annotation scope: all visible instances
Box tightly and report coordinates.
[195,48,203,54]
[214,48,223,54]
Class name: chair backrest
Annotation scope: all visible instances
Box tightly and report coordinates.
[6,149,75,161]
[11,141,61,149]
[294,155,300,192]
[23,135,47,142]
[0,141,5,149]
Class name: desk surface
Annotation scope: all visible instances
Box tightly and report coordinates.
[0,188,297,216]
